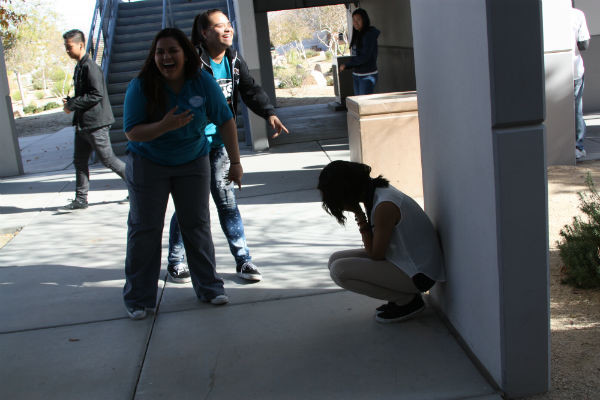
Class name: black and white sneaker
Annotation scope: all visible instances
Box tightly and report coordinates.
[236,261,262,281]
[375,295,425,323]
[210,294,229,305]
[126,306,147,320]
[64,198,88,210]
[167,263,191,283]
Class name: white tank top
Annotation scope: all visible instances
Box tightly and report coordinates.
[370,186,446,281]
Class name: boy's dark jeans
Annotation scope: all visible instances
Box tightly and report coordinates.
[73,125,126,201]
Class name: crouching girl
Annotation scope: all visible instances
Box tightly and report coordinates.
[318,161,445,323]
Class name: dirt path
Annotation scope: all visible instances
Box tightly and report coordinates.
[14,108,72,138]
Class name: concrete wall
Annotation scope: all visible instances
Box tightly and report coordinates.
[411,0,549,397]
[0,41,23,177]
[352,0,416,93]
[543,0,576,165]
[576,0,600,113]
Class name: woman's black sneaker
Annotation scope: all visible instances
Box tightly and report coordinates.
[375,294,425,324]
[376,302,394,313]
[167,263,191,283]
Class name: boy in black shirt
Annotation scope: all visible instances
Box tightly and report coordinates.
[63,29,125,209]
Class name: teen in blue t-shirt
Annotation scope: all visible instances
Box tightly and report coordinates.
[122,28,242,320]
[166,9,289,285]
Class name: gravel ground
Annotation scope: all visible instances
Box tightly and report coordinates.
[14,108,72,138]
[517,162,600,400]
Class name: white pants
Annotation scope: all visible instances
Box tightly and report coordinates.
[328,249,419,305]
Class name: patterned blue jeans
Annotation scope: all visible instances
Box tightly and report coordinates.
[168,146,251,267]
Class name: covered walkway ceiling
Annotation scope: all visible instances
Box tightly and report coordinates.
[253,0,355,12]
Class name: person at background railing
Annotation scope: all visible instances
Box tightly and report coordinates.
[62,29,126,210]
[338,8,380,95]
[122,28,243,320]
[165,9,289,285]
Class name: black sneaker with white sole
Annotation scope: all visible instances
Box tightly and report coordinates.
[64,198,88,210]
[376,301,394,314]
[236,261,262,281]
[167,263,191,283]
[375,294,425,323]
[126,306,147,320]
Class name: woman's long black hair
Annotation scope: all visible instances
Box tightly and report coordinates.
[138,28,200,120]
[191,9,226,47]
[318,160,388,225]
[349,8,371,50]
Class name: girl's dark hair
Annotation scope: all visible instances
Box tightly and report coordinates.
[349,8,371,49]
[138,28,200,119]
[191,9,227,47]
[318,160,388,225]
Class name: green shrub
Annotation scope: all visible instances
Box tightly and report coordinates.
[326,76,334,86]
[23,105,36,114]
[32,81,44,91]
[325,51,333,61]
[286,49,301,65]
[305,49,318,58]
[49,67,68,82]
[12,91,21,101]
[35,91,45,100]
[273,65,307,89]
[44,102,60,110]
[557,173,600,288]
[52,81,72,98]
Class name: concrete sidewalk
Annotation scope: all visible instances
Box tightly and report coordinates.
[1,106,501,399]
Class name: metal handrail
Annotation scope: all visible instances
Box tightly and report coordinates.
[162,0,175,29]
[226,0,238,50]
[86,0,120,81]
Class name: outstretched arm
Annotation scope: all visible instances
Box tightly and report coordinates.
[268,115,289,138]
[236,55,289,137]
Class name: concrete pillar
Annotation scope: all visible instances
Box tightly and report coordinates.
[576,0,600,112]
[543,0,575,165]
[0,41,23,177]
[411,0,549,397]
[233,0,270,151]
[254,12,276,106]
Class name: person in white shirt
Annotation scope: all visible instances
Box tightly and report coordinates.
[571,4,590,160]
[318,161,445,323]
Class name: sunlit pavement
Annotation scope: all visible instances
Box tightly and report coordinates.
[0,104,509,399]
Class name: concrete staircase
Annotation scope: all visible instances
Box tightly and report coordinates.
[107,0,229,154]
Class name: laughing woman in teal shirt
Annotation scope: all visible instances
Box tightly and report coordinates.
[122,28,242,320]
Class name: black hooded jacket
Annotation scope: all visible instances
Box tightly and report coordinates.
[345,26,380,75]
[197,44,276,120]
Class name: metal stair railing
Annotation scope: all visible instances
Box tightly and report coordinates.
[162,0,176,29]
[87,0,120,82]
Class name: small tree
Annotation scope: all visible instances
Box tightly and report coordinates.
[268,10,313,61]
[557,173,600,289]
[0,0,27,51]
[303,5,349,56]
